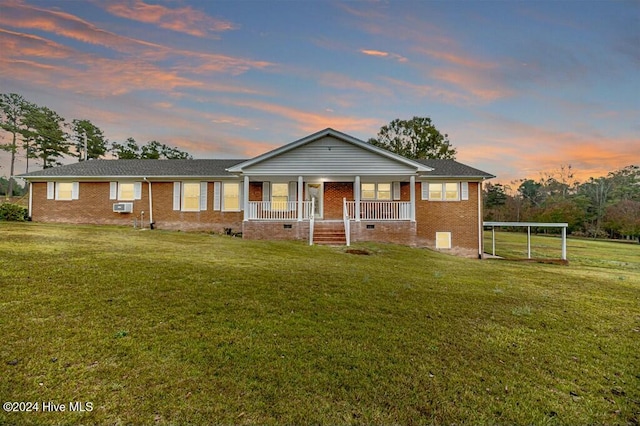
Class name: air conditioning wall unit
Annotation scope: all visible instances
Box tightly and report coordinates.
[113,202,134,213]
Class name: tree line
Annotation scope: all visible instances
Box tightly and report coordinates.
[3,100,637,241]
[484,165,640,241]
[367,117,638,242]
[0,92,192,196]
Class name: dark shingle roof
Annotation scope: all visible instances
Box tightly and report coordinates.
[18,158,494,179]
[415,159,495,178]
[18,159,247,178]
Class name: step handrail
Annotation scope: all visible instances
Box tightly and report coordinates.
[309,198,315,246]
[343,198,350,246]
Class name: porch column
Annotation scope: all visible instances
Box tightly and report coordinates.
[410,175,416,222]
[354,175,361,222]
[243,175,249,221]
[297,175,303,221]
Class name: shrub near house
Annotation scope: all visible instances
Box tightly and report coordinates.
[0,203,28,221]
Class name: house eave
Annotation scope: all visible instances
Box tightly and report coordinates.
[21,175,240,181]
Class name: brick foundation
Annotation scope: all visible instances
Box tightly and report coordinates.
[350,221,416,245]
[242,220,310,241]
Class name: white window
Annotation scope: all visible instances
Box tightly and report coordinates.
[119,183,135,201]
[182,182,201,211]
[445,183,459,200]
[110,182,142,201]
[48,182,79,200]
[361,183,393,200]
[436,232,452,249]
[361,183,376,200]
[429,183,443,200]
[56,182,73,200]
[223,182,240,211]
[213,181,242,212]
[272,183,289,211]
[174,182,207,212]
[377,183,391,200]
[423,182,464,201]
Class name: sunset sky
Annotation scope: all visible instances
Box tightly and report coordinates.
[1,0,638,184]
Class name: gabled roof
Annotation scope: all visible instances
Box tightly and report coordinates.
[416,159,495,179]
[17,130,494,180]
[18,159,245,179]
[226,128,434,173]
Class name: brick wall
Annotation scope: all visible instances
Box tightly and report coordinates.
[30,181,243,233]
[29,179,484,256]
[150,182,243,232]
[323,182,353,219]
[415,181,481,256]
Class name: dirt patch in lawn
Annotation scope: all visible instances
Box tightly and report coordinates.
[345,248,371,255]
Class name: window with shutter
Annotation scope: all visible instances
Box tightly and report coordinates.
[222,182,240,211]
[182,183,200,211]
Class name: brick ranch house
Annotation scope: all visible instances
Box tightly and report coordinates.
[19,128,494,257]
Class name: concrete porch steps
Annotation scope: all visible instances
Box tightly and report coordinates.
[313,221,347,245]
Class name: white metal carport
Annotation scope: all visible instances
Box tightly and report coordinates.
[483,222,569,261]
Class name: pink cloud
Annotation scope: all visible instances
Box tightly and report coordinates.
[360,49,408,62]
[103,0,236,37]
[0,28,72,59]
[416,47,496,70]
[454,118,640,183]
[0,32,202,96]
[360,49,388,57]
[0,1,271,74]
[319,72,391,96]
[410,47,512,103]
[224,99,380,134]
[430,67,513,102]
[342,6,514,104]
[0,1,163,54]
[382,77,473,105]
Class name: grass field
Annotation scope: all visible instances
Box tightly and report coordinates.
[1,223,638,425]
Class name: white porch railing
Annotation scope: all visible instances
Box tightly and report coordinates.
[344,201,411,221]
[247,201,313,220]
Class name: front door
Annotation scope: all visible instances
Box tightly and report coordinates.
[306,183,323,219]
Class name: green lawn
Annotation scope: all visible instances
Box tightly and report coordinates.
[1,223,638,425]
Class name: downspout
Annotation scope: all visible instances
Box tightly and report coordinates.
[477,181,483,259]
[28,180,33,220]
[143,177,153,229]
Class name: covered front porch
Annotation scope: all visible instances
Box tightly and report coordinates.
[241,176,417,222]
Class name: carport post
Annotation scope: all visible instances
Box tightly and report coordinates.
[562,226,567,260]
[492,226,496,256]
[527,226,531,259]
